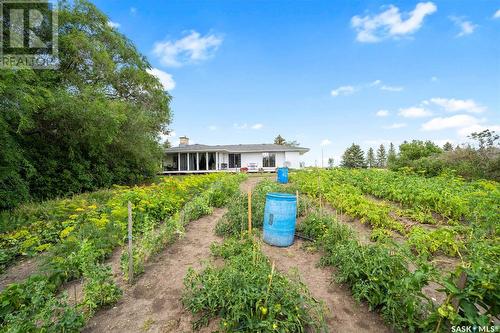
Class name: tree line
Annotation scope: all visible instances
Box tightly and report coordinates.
[339,130,500,181]
[0,0,171,210]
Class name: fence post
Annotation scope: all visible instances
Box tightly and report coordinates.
[127,201,133,282]
[248,189,252,234]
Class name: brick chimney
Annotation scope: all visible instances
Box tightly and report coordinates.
[179,136,189,146]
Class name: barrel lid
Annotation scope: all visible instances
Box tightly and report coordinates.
[266,192,296,200]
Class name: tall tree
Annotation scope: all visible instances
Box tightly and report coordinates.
[376,144,387,168]
[341,144,366,168]
[366,148,375,168]
[0,0,171,209]
[274,135,286,145]
[273,135,299,147]
[327,158,335,168]
[387,142,397,168]
[443,142,454,152]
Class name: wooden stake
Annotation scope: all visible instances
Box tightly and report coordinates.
[248,190,252,234]
[127,201,134,282]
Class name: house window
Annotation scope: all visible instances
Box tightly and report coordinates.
[199,153,207,170]
[263,153,276,168]
[228,154,241,168]
[179,153,187,171]
[208,152,216,170]
[189,153,197,171]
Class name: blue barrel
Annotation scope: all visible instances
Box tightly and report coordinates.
[263,193,297,247]
[277,167,289,184]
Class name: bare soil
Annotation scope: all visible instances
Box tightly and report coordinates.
[261,239,391,333]
[83,208,227,333]
[84,176,394,332]
[0,256,40,291]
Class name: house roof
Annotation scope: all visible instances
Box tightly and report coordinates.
[165,143,309,154]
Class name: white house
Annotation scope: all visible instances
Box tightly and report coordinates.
[163,136,309,174]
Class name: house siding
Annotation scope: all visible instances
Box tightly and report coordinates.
[163,147,306,173]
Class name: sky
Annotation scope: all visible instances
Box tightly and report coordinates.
[93,0,500,166]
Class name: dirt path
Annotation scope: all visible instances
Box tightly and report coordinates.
[261,238,391,333]
[0,256,40,291]
[84,207,226,333]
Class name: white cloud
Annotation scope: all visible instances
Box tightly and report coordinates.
[233,123,248,129]
[107,21,120,29]
[458,124,500,137]
[130,7,137,15]
[146,68,176,91]
[351,2,437,43]
[208,125,217,131]
[380,84,404,92]
[331,85,355,97]
[398,107,432,118]
[431,76,438,82]
[385,123,407,129]
[233,123,263,130]
[369,80,403,92]
[320,139,332,146]
[428,97,486,113]
[494,9,500,19]
[376,109,390,117]
[421,114,482,131]
[153,31,223,67]
[450,16,477,37]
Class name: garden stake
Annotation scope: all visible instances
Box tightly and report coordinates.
[128,201,134,282]
[248,189,252,234]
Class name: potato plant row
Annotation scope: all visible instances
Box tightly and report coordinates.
[0,174,227,272]
[291,170,467,258]
[0,174,245,332]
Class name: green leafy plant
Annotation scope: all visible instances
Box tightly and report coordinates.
[183,237,326,332]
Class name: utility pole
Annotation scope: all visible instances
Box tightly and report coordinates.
[321,149,324,168]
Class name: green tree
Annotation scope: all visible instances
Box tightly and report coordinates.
[341,144,366,168]
[395,140,442,168]
[469,129,499,150]
[274,135,286,145]
[443,142,454,152]
[387,142,397,168]
[376,144,387,168]
[0,0,171,209]
[366,148,375,168]
[327,158,335,168]
[274,135,299,147]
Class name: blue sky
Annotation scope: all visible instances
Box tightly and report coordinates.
[94,0,499,165]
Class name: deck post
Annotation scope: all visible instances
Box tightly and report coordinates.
[216,152,219,170]
[178,152,180,171]
[206,152,209,171]
[187,152,190,171]
[196,152,199,171]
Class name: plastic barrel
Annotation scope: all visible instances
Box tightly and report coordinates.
[263,193,297,247]
[277,167,289,184]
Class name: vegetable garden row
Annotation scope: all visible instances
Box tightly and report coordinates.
[0,170,497,332]
[182,172,498,332]
[291,169,499,331]
[0,173,244,332]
